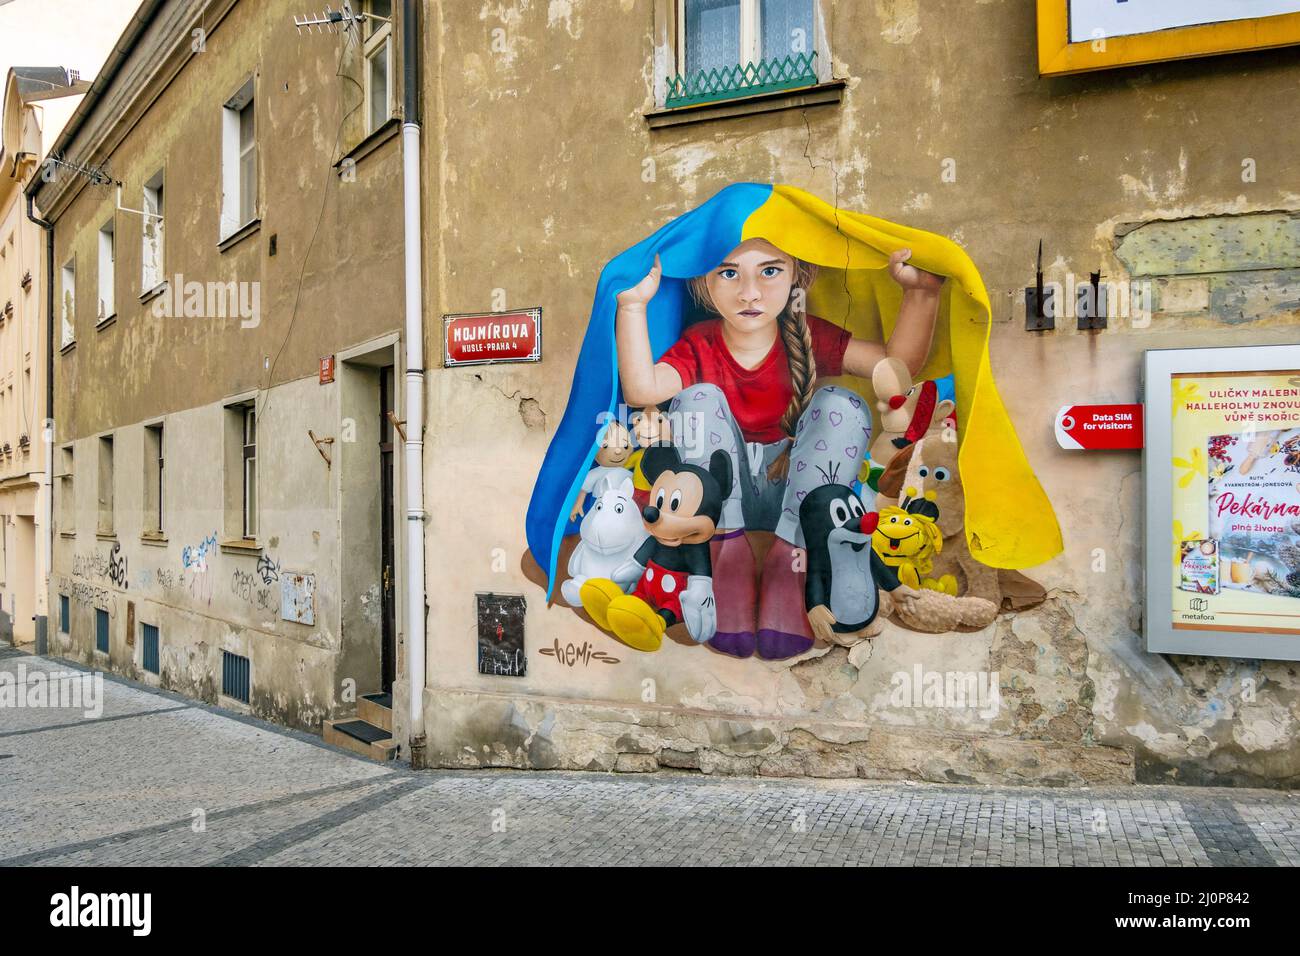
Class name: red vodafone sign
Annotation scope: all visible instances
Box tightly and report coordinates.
[1055,403,1143,450]
[444,308,542,367]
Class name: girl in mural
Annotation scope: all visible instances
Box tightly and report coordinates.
[613,238,945,660]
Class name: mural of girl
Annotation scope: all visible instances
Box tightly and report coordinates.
[524,183,1062,663]
[612,239,943,659]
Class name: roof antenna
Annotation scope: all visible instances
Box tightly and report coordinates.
[293,2,388,38]
[41,152,116,188]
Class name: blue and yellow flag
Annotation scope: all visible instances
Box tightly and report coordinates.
[525,183,1062,595]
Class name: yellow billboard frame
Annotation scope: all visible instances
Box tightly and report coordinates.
[1037,0,1300,75]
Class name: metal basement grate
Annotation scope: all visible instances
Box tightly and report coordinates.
[94,608,109,654]
[142,624,160,674]
[222,650,251,704]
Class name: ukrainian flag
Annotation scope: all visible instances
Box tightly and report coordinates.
[525,183,1062,596]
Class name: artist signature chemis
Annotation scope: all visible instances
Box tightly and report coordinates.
[539,639,619,667]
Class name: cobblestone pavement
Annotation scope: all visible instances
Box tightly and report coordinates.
[2,647,1298,867]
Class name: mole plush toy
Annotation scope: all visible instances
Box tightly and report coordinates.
[578,445,732,652]
[799,484,912,646]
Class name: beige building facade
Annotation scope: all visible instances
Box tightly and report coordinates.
[31,0,410,741]
[0,68,86,649]
[29,0,1300,787]
[408,0,1300,787]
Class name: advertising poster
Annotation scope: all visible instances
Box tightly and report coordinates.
[1169,369,1300,635]
[1069,0,1300,42]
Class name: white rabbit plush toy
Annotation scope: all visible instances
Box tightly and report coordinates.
[561,476,649,608]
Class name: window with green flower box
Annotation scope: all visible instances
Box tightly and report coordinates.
[666,0,819,108]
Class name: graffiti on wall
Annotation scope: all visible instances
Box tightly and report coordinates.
[232,567,279,612]
[62,531,309,627]
[256,554,281,585]
[59,576,110,610]
[72,550,102,581]
[523,184,1063,665]
[71,546,128,590]
[106,542,129,590]
[181,532,218,574]
[177,531,220,607]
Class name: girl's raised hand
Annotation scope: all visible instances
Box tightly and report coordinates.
[888,248,945,294]
[617,254,663,309]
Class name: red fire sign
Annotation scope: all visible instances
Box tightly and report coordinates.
[1055,403,1143,450]
[444,309,542,367]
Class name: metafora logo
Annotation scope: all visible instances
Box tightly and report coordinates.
[150,273,261,328]
[49,886,151,936]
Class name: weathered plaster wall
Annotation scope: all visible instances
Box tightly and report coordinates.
[43,0,407,729]
[52,376,351,730]
[419,0,1300,785]
[47,0,404,432]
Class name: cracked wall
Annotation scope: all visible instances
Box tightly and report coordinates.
[417,0,1300,785]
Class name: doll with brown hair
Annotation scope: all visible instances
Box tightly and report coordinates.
[615,238,943,659]
[569,420,634,522]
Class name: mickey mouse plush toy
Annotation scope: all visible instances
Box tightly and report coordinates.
[579,445,732,652]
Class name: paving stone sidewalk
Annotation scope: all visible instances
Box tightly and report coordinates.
[2,647,1297,867]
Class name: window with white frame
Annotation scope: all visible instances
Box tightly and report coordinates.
[97,434,115,536]
[60,258,75,347]
[243,406,257,538]
[97,218,115,322]
[144,423,164,535]
[224,403,258,540]
[668,0,819,108]
[221,78,257,238]
[142,170,165,291]
[364,1,394,133]
[59,445,74,533]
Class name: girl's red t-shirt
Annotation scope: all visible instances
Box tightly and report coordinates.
[658,316,851,444]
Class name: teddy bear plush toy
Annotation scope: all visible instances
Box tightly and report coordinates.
[869,357,956,473]
[873,436,1045,632]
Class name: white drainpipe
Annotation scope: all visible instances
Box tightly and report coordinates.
[401,0,428,765]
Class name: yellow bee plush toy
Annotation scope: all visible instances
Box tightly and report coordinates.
[871,488,945,591]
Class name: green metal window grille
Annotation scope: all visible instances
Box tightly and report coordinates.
[665,51,817,108]
[142,624,160,675]
[223,650,251,704]
[95,608,109,654]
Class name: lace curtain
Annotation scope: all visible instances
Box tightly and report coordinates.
[760,0,814,59]
[684,0,741,74]
[685,0,814,72]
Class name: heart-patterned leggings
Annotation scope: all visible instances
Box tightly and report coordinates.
[668,383,872,547]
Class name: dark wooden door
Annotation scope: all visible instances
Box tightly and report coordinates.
[380,366,396,693]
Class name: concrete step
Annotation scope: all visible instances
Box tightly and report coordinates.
[358,692,393,733]
[323,718,397,762]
